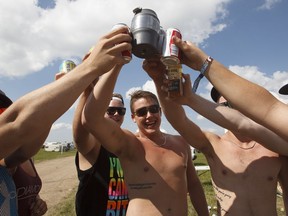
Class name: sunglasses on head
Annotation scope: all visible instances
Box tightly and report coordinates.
[134,104,160,117]
[106,107,126,116]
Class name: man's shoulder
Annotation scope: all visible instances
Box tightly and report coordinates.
[166,134,190,148]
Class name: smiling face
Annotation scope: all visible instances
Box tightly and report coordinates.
[131,97,162,136]
[104,98,125,126]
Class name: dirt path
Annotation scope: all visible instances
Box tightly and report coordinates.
[35,156,78,215]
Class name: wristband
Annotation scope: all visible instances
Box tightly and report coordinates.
[192,56,213,93]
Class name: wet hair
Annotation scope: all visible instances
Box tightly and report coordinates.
[129,90,159,112]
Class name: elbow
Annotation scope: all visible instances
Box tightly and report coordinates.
[81,112,91,130]
[81,108,101,131]
[11,114,51,142]
[234,118,254,134]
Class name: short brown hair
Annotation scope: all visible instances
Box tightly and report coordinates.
[129,90,159,112]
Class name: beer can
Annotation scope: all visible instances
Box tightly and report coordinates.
[161,28,182,66]
[59,60,76,73]
[111,23,132,61]
[167,64,183,98]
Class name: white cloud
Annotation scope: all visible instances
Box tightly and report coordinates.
[126,80,156,100]
[227,65,288,104]
[200,65,288,103]
[0,0,230,77]
[125,87,141,100]
[51,122,72,130]
[142,80,157,95]
[258,0,282,10]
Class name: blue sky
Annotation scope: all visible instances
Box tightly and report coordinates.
[0,0,287,143]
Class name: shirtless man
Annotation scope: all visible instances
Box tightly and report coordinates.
[172,36,288,149]
[81,66,209,215]
[142,58,288,215]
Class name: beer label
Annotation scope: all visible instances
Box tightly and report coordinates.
[168,30,181,57]
[59,60,76,73]
[161,28,182,66]
[168,79,181,91]
[167,64,183,97]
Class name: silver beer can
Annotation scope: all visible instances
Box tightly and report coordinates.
[59,60,76,73]
[161,28,182,66]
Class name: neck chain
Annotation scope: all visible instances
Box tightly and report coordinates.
[230,140,256,150]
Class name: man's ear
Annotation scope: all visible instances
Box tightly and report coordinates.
[131,114,136,122]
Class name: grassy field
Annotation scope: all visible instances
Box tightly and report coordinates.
[33,148,77,163]
[35,150,285,215]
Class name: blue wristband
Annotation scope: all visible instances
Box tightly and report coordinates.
[192,56,213,93]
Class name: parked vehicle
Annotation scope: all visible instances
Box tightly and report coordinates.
[191,147,197,160]
[44,141,74,152]
[44,142,62,152]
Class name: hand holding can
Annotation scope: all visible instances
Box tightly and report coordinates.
[111,23,132,61]
[161,28,182,66]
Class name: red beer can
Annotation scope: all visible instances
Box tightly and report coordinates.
[161,28,182,66]
[111,23,132,61]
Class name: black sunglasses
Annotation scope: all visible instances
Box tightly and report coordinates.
[134,104,160,117]
[106,107,126,116]
[219,101,232,108]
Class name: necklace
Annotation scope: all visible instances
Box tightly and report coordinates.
[230,140,256,150]
[155,134,167,147]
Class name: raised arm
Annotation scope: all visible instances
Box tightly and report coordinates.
[142,58,212,152]
[178,74,288,155]
[173,36,288,143]
[73,82,105,170]
[82,66,135,159]
[73,85,96,153]
[0,27,132,160]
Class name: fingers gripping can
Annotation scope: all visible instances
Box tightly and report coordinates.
[111,23,132,61]
[59,60,76,73]
[161,28,182,66]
